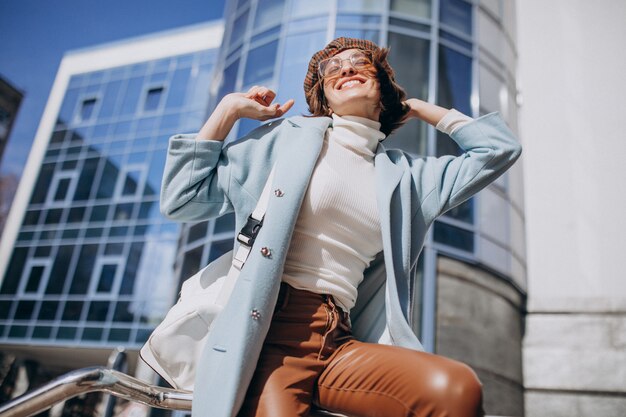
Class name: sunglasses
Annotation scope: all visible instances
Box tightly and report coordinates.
[318,51,373,79]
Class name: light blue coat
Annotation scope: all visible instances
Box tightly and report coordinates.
[160,113,521,417]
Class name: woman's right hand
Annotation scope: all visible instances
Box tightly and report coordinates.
[227,86,294,121]
[197,86,294,141]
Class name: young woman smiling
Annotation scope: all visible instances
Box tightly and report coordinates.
[160,37,522,417]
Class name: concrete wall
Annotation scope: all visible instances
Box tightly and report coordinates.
[517,1,626,415]
[436,257,525,417]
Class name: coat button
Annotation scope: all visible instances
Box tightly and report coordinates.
[260,247,272,258]
[251,309,261,320]
[274,189,284,197]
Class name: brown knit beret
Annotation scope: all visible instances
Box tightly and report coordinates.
[303,37,394,107]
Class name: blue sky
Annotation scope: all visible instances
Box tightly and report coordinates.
[0,0,225,177]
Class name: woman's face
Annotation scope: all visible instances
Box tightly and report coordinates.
[321,48,381,121]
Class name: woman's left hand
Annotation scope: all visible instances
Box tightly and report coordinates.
[403,98,449,127]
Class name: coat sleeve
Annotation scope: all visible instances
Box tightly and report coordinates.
[416,112,522,219]
[160,134,234,222]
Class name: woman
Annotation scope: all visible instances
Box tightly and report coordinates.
[161,37,522,417]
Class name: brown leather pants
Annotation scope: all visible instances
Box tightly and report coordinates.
[237,284,484,417]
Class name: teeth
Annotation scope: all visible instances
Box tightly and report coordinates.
[342,80,361,89]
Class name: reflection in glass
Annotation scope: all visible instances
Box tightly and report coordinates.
[445,198,473,223]
[390,0,431,19]
[209,240,234,263]
[87,301,110,321]
[99,80,122,119]
[437,46,471,115]
[385,33,430,154]
[62,301,84,321]
[244,41,278,85]
[338,0,384,12]
[231,10,250,47]
[25,266,45,293]
[440,0,472,35]
[334,29,379,44]
[434,221,474,251]
[277,31,326,115]
[254,0,285,29]
[96,264,117,293]
[291,0,330,18]
[188,222,208,244]
[165,68,191,109]
[214,212,236,234]
[69,245,97,295]
[15,300,36,320]
[38,301,58,320]
[45,245,74,295]
[80,98,97,121]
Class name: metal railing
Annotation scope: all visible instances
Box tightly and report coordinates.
[0,367,192,417]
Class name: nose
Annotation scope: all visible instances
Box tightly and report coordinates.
[340,62,357,77]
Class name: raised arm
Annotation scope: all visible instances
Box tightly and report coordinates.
[196,86,294,141]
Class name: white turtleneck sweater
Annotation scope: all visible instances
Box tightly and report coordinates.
[281,110,471,311]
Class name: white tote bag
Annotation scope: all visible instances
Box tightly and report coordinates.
[140,167,276,391]
[139,249,235,390]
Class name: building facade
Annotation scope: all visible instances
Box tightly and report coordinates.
[0,22,223,404]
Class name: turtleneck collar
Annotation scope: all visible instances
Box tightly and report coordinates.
[329,114,385,158]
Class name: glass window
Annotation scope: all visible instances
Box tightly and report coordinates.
[67,206,85,223]
[24,264,47,293]
[218,59,240,100]
[277,31,326,116]
[87,301,110,322]
[385,33,430,154]
[96,264,118,293]
[57,326,77,339]
[165,68,191,109]
[119,76,144,115]
[445,198,473,223]
[334,29,380,44]
[82,327,103,341]
[119,242,144,295]
[254,0,285,29]
[214,212,236,234]
[74,157,100,201]
[187,221,209,244]
[52,177,71,201]
[62,301,84,321]
[244,41,279,85]
[290,0,330,18]
[208,239,233,263]
[0,301,13,319]
[80,98,97,121]
[231,9,250,47]
[32,326,53,339]
[180,246,204,283]
[69,245,97,295]
[44,208,63,224]
[113,301,133,322]
[38,301,59,320]
[336,14,381,24]
[437,45,472,115]
[58,88,79,125]
[45,245,74,295]
[440,0,472,35]
[390,0,431,19]
[434,221,474,252]
[30,163,55,204]
[15,300,36,320]
[338,0,384,12]
[121,169,142,196]
[96,159,118,200]
[99,80,122,119]
[144,86,164,111]
[109,328,131,342]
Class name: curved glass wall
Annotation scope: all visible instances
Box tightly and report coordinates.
[176,0,524,349]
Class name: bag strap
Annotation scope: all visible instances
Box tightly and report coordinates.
[216,166,277,305]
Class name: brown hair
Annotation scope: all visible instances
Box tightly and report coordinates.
[304,39,410,137]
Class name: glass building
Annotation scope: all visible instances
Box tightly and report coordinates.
[0,23,223,371]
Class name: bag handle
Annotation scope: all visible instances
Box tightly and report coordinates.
[216,165,277,305]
